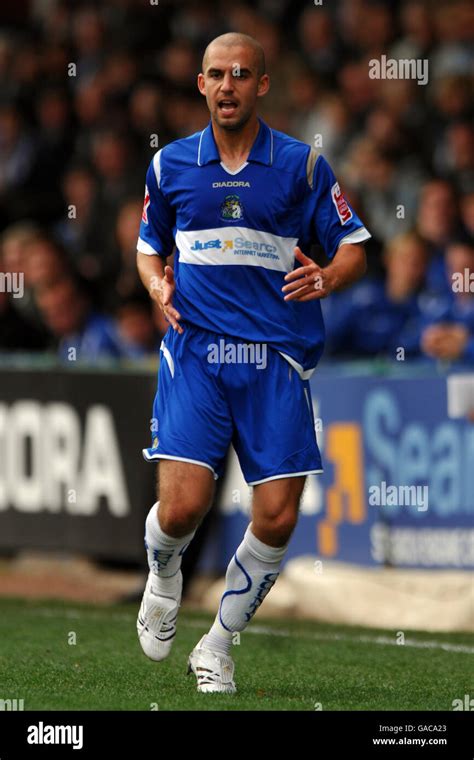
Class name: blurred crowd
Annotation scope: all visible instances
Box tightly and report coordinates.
[0,0,472,363]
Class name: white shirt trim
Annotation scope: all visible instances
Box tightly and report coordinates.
[137,237,160,256]
[197,130,205,166]
[175,227,298,272]
[220,161,249,176]
[337,227,371,248]
[152,149,163,189]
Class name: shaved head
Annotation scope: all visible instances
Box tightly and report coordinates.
[202,33,266,78]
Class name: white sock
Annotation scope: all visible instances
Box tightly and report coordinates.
[144,502,195,597]
[202,524,288,655]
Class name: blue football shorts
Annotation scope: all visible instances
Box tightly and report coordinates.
[143,321,322,485]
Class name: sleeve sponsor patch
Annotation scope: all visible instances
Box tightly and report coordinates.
[331,182,352,224]
[142,186,150,223]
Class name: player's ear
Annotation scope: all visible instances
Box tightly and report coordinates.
[257,74,270,98]
[197,73,206,96]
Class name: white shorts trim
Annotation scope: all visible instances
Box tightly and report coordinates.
[248,469,323,486]
[142,451,218,479]
[160,340,174,377]
[278,352,316,380]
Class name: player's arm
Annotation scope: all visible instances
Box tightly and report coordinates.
[136,150,183,332]
[137,252,183,333]
[282,244,366,302]
[283,152,370,302]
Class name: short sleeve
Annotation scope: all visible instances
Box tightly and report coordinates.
[303,154,371,259]
[137,149,175,258]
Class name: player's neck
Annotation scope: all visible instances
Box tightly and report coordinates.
[211,116,260,168]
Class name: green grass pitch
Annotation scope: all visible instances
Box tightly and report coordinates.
[0,598,471,711]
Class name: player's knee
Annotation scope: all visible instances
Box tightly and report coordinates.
[271,513,297,544]
[158,503,203,537]
[255,508,298,545]
[158,462,214,520]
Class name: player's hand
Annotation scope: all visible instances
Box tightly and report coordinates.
[151,265,184,334]
[282,247,337,302]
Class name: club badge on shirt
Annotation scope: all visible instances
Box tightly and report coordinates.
[220,194,244,222]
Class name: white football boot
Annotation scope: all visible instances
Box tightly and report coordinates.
[187,636,236,693]
[137,571,182,661]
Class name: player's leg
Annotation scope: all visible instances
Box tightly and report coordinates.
[145,458,215,588]
[188,345,321,691]
[217,475,305,631]
[138,323,232,661]
[202,477,304,643]
[138,459,215,661]
[187,476,305,692]
[144,459,215,592]
[251,475,306,545]
[213,348,320,640]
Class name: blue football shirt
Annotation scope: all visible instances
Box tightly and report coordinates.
[137,118,371,376]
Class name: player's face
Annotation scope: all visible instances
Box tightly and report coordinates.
[198,45,269,131]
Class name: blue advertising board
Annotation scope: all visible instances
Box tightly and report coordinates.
[216,372,474,570]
